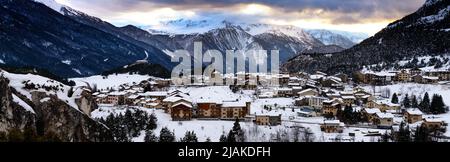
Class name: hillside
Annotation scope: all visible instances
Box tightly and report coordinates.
[283,0,450,74]
[0,0,171,77]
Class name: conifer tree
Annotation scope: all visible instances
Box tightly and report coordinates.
[180,131,198,142]
[403,94,411,108]
[430,94,447,114]
[411,95,418,108]
[391,93,399,104]
[159,127,175,142]
[419,93,431,113]
[144,130,158,142]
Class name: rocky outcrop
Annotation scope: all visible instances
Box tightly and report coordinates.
[34,95,112,142]
[75,90,98,117]
[0,76,113,142]
[0,76,36,133]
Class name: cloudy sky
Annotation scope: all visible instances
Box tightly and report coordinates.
[55,0,426,35]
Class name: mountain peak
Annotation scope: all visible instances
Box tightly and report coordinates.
[33,0,63,12]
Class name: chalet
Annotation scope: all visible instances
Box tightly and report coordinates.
[163,94,192,113]
[220,101,251,120]
[410,68,422,76]
[278,74,290,86]
[395,69,410,82]
[171,102,193,121]
[106,91,126,105]
[374,112,394,128]
[424,70,450,81]
[145,102,161,109]
[321,76,342,88]
[95,94,108,105]
[126,95,140,105]
[354,90,374,104]
[361,108,382,123]
[275,87,293,97]
[255,115,270,125]
[341,95,356,106]
[196,99,221,118]
[422,76,439,84]
[322,99,341,116]
[297,88,318,97]
[422,118,445,132]
[320,120,345,133]
[140,91,167,102]
[366,100,400,112]
[363,71,395,85]
[404,109,423,124]
[412,75,439,84]
[255,113,282,126]
[310,96,328,109]
[292,87,303,96]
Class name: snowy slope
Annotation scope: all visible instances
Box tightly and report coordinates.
[71,74,158,90]
[1,70,82,110]
[146,19,368,48]
[12,94,35,113]
[33,0,64,13]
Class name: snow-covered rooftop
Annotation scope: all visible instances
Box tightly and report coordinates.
[407,109,423,115]
[363,108,381,114]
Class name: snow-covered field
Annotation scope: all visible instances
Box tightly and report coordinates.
[1,70,82,110]
[71,74,156,90]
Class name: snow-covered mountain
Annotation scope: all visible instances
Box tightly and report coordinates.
[146,19,368,49]
[283,0,450,74]
[0,0,173,77]
[24,0,353,75]
[305,29,359,48]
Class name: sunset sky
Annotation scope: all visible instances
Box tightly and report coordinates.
[55,0,426,35]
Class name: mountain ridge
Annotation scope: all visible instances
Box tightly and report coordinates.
[282,0,450,74]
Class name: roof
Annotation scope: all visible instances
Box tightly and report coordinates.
[140,91,168,97]
[363,108,381,114]
[310,75,324,80]
[255,111,282,116]
[323,100,334,104]
[109,91,126,96]
[339,91,354,95]
[172,102,193,108]
[322,120,345,126]
[423,118,443,123]
[127,95,140,99]
[221,101,247,108]
[328,76,342,82]
[298,88,317,95]
[196,98,222,104]
[364,71,396,77]
[376,112,394,119]
[97,94,107,98]
[275,87,293,91]
[146,103,159,106]
[423,76,439,80]
[341,95,356,100]
[375,100,400,107]
[407,109,423,115]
